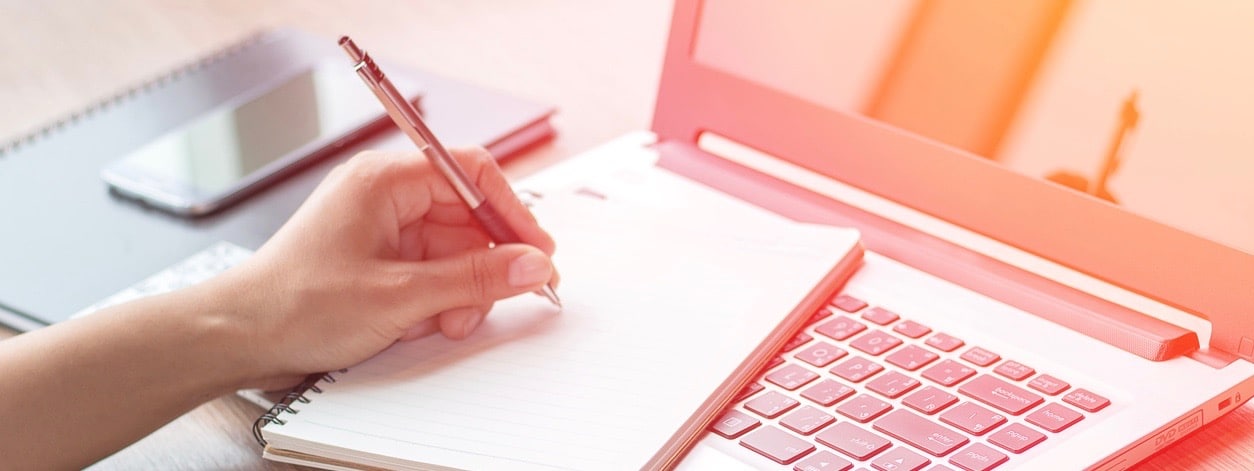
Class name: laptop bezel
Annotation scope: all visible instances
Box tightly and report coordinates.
[650,0,1254,358]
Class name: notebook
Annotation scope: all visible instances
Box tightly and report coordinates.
[250,163,864,470]
[0,27,556,329]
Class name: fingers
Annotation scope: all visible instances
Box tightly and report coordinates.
[464,148,557,255]
[398,318,441,342]
[398,243,554,319]
[410,223,492,261]
[423,147,555,254]
[436,304,492,340]
[354,148,555,256]
[338,149,558,341]
[397,304,493,341]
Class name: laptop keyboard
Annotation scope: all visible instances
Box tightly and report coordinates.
[711,294,1111,471]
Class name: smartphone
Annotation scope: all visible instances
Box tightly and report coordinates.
[101,59,420,217]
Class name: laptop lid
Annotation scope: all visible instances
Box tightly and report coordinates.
[652,0,1254,360]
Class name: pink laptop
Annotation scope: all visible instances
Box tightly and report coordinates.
[583,1,1254,469]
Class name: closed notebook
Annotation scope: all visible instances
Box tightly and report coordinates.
[0,27,555,329]
[253,179,861,470]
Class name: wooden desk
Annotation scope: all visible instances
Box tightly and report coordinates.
[0,1,1249,469]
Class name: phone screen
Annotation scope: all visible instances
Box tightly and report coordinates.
[110,60,415,199]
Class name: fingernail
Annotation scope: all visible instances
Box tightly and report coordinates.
[461,312,484,338]
[508,251,552,287]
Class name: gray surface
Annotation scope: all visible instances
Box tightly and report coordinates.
[0,29,552,326]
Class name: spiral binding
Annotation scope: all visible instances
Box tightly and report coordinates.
[0,31,267,157]
[251,369,346,447]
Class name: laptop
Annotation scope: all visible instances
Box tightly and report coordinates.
[543,1,1253,469]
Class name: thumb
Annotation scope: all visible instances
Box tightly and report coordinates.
[414,243,554,313]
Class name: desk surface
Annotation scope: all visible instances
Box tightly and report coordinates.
[0,1,1250,469]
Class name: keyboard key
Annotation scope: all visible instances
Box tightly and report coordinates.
[794,450,854,471]
[816,422,892,461]
[735,382,765,402]
[993,361,1035,381]
[862,307,900,325]
[837,394,893,423]
[767,356,787,370]
[1026,403,1084,432]
[926,466,959,471]
[832,294,869,313]
[781,405,837,435]
[947,443,1008,471]
[831,356,885,383]
[939,402,1006,436]
[925,333,965,352]
[802,379,857,406]
[872,409,968,457]
[960,347,1000,367]
[1063,388,1111,412]
[867,371,921,399]
[959,375,1043,416]
[872,447,931,471]
[987,423,1047,453]
[893,320,932,339]
[746,390,801,418]
[851,330,903,356]
[796,341,849,367]
[811,307,836,324]
[711,409,760,438]
[741,425,816,464]
[1027,374,1070,396]
[768,364,821,391]
[784,332,816,352]
[903,386,959,415]
[817,317,868,341]
[886,345,940,371]
[921,360,976,387]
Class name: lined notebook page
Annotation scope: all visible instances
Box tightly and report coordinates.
[263,188,860,471]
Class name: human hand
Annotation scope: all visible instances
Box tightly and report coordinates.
[213,148,556,390]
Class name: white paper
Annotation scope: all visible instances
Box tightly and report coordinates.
[263,178,860,471]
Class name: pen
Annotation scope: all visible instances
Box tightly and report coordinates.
[339,35,561,307]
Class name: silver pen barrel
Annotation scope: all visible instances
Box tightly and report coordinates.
[339,36,487,208]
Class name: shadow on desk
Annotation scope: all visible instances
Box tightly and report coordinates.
[88,395,297,470]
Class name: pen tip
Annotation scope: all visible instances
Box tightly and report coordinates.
[540,285,562,308]
[338,36,352,46]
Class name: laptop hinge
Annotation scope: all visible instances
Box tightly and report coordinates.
[651,137,1202,363]
[1188,348,1238,369]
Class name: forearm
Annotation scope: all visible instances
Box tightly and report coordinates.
[0,281,256,469]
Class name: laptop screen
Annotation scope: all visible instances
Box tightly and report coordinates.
[692,0,1253,256]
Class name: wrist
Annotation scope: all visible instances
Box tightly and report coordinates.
[176,267,275,394]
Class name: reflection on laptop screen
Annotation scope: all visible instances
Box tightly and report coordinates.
[694,0,1254,255]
